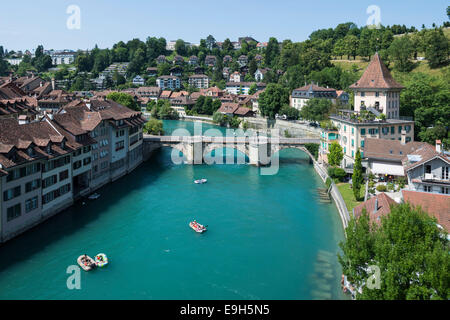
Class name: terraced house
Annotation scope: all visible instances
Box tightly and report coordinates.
[0,116,94,242]
[0,99,146,243]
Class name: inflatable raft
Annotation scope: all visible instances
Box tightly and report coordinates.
[189,220,207,233]
[94,253,108,267]
[77,255,97,271]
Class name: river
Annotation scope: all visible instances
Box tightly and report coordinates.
[0,120,346,299]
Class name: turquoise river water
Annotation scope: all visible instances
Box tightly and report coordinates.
[0,120,346,299]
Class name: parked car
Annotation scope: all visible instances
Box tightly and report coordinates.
[309,122,318,127]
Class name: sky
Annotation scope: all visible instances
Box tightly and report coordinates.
[0,0,448,51]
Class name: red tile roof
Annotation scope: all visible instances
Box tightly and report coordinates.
[402,190,450,232]
[350,53,405,90]
[353,193,398,226]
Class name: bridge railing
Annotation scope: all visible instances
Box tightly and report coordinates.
[143,135,320,145]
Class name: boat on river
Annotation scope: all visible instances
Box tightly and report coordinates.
[94,253,108,267]
[77,255,97,271]
[194,179,207,184]
[189,220,207,233]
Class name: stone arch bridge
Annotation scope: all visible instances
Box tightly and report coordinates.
[143,135,320,166]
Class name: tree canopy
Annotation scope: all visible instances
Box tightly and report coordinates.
[339,203,449,300]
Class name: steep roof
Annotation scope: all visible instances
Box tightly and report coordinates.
[402,190,450,232]
[353,193,397,226]
[349,53,405,90]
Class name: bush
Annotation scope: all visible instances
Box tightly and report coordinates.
[376,185,387,192]
[326,178,332,189]
[328,167,346,182]
[368,181,375,188]
[305,143,319,160]
[387,183,395,191]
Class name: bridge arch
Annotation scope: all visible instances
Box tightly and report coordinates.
[203,143,250,163]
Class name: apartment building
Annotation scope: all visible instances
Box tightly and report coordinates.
[328,52,415,169]
[290,83,337,111]
[188,74,210,89]
[0,116,94,242]
[0,99,146,243]
[350,53,404,119]
[156,76,181,90]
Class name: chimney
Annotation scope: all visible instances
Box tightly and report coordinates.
[374,197,378,213]
[436,140,442,153]
[51,78,55,91]
[401,130,406,145]
[40,81,43,87]
[86,102,91,110]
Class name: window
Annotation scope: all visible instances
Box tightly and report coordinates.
[351,139,354,147]
[7,203,21,221]
[3,186,21,201]
[442,167,449,180]
[59,170,69,181]
[424,186,432,192]
[361,92,365,97]
[344,125,346,132]
[425,165,432,174]
[398,126,402,134]
[25,196,38,213]
[83,157,91,166]
[441,187,449,194]
[42,175,57,189]
[115,141,125,152]
[391,126,395,134]
[351,128,354,135]
[73,160,82,170]
[25,179,41,193]
[375,92,379,97]
[361,140,365,148]
[382,127,389,135]
[352,151,354,157]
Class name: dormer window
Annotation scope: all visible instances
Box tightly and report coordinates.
[47,144,52,155]
[61,141,66,150]
[27,147,34,157]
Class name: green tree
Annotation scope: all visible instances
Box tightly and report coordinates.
[106,92,139,111]
[175,39,187,56]
[358,28,372,60]
[265,37,279,68]
[388,35,414,72]
[339,203,449,300]
[333,39,346,59]
[258,83,289,119]
[343,35,359,60]
[300,98,333,121]
[279,105,300,120]
[144,118,164,135]
[328,142,343,167]
[248,83,258,95]
[424,29,449,68]
[352,149,364,201]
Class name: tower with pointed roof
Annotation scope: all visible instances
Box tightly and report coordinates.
[350,53,405,119]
